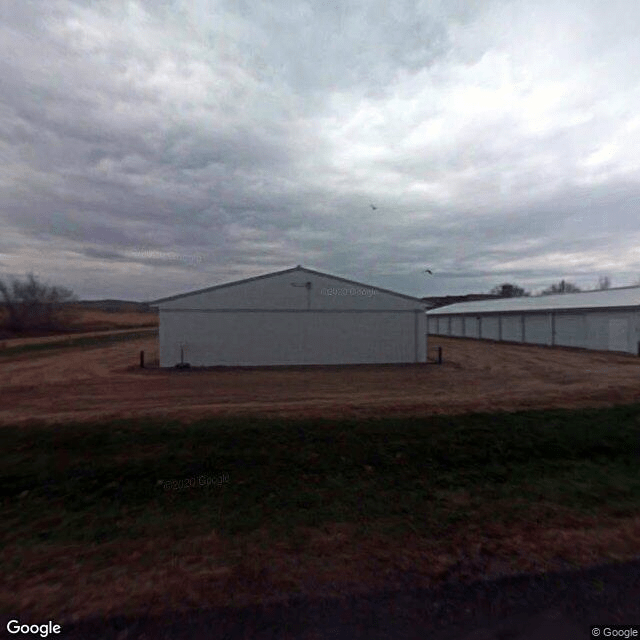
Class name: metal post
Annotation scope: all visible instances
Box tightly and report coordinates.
[438,346,442,364]
[140,350,144,368]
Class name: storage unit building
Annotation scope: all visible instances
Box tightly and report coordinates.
[426,286,640,355]
[151,265,427,367]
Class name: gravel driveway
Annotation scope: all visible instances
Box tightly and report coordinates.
[23,558,640,640]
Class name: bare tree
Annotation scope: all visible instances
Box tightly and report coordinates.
[540,279,581,295]
[489,283,530,297]
[596,275,611,290]
[0,273,78,333]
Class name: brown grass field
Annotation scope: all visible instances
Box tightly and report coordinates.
[3,333,640,623]
[67,307,158,331]
[0,306,157,340]
[1,333,640,426]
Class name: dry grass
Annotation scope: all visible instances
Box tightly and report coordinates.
[4,514,640,623]
[2,335,640,425]
[0,306,157,339]
[4,336,640,622]
[67,308,158,332]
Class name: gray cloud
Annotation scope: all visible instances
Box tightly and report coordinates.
[1,0,640,300]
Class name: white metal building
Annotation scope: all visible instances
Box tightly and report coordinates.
[151,266,427,367]
[426,286,640,355]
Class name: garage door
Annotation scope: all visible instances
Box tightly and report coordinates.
[451,317,464,336]
[524,314,552,345]
[480,316,499,340]
[608,318,629,352]
[555,314,586,348]
[465,317,480,338]
[501,316,522,342]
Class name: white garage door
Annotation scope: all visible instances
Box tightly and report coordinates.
[608,318,629,352]
[555,314,586,348]
[451,316,464,336]
[464,317,479,338]
[480,316,499,340]
[501,315,522,342]
[524,314,552,345]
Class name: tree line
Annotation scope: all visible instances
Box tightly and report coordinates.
[0,272,77,334]
[489,275,613,298]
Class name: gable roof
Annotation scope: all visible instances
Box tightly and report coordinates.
[426,284,640,315]
[148,265,425,305]
[421,293,503,309]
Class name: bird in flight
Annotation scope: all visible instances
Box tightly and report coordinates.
[424,269,433,274]
[370,204,377,210]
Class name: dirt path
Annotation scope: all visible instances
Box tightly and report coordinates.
[2,335,640,426]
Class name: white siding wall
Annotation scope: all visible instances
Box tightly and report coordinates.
[160,310,426,366]
[425,308,640,355]
[427,316,439,334]
[162,271,419,311]
[480,316,500,340]
[501,315,523,342]
[524,314,553,345]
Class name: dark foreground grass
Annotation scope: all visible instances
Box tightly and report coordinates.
[2,404,640,552]
[0,327,158,358]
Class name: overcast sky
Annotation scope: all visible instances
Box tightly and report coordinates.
[1,0,639,301]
